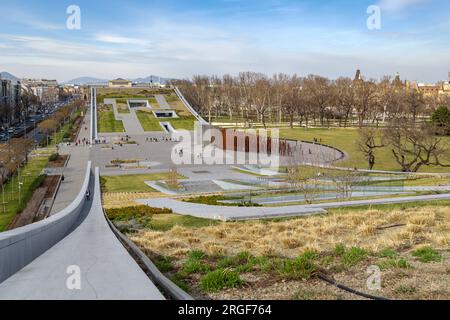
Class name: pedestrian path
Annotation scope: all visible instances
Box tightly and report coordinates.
[50,108,91,214]
[142,193,450,221]
[0,168,165,300]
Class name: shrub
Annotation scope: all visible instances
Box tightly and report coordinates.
[105,206,172,221]
[49,153,59,161]
[200,269,244,292]
[412,247,442,263]
[185,195,261,207]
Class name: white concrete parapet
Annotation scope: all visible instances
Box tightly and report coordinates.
[0,161,92,283]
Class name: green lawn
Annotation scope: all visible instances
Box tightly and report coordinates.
[279,128,450,173]
[169,116,197,131]
[150,214,219,231]
[136,110,163,132]
[98,106,125,133]
[117,103,130,114]
[0,156,49,232]
[101,172,186,193]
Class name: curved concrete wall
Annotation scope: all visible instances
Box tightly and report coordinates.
[0,161,92,283]
[174,87,208,125]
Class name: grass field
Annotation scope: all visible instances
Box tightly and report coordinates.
[98,106,125,133]
[0,156,49,231]
[170,116,197,131]
[100,172,186,193]
[136,110,163,132]
[279,128,450,173]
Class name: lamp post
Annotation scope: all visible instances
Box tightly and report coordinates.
[2,183,5,214]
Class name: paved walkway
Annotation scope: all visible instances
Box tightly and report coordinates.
[0,169,164,300]
[138,198,326,221]
[141,193,450,221]
[50,109,91,215]
[104,98,144,135]
[155,95,170,109]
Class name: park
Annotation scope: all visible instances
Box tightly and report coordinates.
[0,73,449,301]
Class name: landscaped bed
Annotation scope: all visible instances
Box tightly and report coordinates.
[108,202,450,300]
[98,105,125,133]
[136,110,164,132]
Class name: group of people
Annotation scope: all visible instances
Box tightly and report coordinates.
[145,136,180,143]
[75,138,91,147]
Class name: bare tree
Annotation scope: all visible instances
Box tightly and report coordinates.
[358,127,385,170]
[385,119,450,172]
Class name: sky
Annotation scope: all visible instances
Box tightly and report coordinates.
[0,0,449,83]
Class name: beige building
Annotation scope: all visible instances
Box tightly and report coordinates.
[108,78,132,88]
[418,83,441,96]
[22,79,59,105]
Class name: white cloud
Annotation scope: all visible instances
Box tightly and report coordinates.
[93,34,151,46]
[378,0,429,12]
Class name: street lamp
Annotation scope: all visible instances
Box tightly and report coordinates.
[18,181,23,204]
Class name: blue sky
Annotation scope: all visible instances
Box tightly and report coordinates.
[0,0,449,82]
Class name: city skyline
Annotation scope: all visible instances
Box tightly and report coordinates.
[1,0,450,82]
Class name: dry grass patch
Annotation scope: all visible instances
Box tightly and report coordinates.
[102,192,164,209]
[131,206,450,260]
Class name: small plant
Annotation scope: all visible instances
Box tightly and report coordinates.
[188,250,205,261]
[170,275,190,292]
[153,256,174,273]
[379,248,398,259]
[378,258,411,270]
[217,256,234,269]
[333,244,346,256]
[395,285,417,295]
[342,247,368,267]
[200,269,244,292]
[181,259,211,276]
[276,252,318,280]
[412,247,442,263]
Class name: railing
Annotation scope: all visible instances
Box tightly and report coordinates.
[0,161,92,283]
[174,87,208,125]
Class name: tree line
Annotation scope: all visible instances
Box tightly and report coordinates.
[174,72,450,128]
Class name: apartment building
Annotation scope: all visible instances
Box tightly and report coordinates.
[22,79,59,105]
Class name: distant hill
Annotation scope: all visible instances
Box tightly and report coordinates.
[64,77,109,85]
[133,75,172,84]
[64,75,174,86]
[0,72,20,83]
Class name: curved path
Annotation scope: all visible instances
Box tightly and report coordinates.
[142,193,450,221]
[0,168,164,300]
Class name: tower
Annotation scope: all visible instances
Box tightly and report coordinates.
[354,69,362,81]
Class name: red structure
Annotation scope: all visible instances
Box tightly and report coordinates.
[216,128,293,157]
